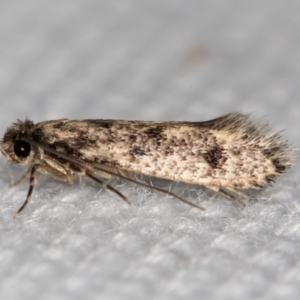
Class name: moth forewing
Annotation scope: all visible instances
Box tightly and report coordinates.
[0,112,293,216]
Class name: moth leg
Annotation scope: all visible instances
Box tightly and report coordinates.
[13,162,74,217]
[117,169,134,181]
[219,188,246,207]
[224,187,248,199]
[93,166,205,210]
[35,163,73,184]
[78,174,83,185]
[10,167,32,187]
[85,172,131,205]
[94,164,134,180]
[13,166,37,218]
[206,185,246,207]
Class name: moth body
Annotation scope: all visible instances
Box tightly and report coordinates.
[0,112,293,216]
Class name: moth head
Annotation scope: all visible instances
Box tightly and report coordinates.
[0,119,35,165]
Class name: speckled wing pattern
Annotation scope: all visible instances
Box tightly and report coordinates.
[32,112,292,192]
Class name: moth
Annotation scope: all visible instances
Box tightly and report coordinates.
[0,112,293,217]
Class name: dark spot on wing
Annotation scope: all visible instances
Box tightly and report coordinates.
[98,158,110,164]
[272,158,286,173]
[203,146,226,169]
[144,126,164,139]
[127,134,137,142]
[265,175,276,185]
[263,147,280,157]
[68,127,77,133]
[52,121,68,129]
[250,180,264,189]
[129,146,147,157]
[86,120,114,129]
[163,146,174,156]
[50,141,78,156]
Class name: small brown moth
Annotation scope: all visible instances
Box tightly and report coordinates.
[0,112,293,217]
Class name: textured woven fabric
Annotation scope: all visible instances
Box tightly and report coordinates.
[0,1,299,299]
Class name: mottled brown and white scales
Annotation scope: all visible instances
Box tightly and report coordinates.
[0,112,293,217]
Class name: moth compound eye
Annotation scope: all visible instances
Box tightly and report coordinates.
[14,141,31,158]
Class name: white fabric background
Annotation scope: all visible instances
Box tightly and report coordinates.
[0,1,299,299]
